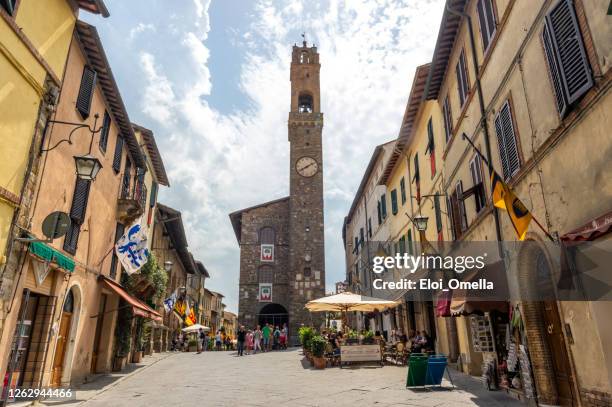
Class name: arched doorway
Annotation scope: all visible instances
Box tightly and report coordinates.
[257,303,288,328]
[51,288,75,387]
[518,243,577,406]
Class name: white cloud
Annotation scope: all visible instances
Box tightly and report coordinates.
[129,22,155,40]
[134,0,444,311]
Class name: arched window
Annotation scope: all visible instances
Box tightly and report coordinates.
[259,227,275,244]
[300,51,309,64]
[258,265,274,283]
[298,93,313,113]
[303,267,312,278]
[63,289,74,313]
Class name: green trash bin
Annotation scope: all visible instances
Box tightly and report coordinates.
[406,353,429,387]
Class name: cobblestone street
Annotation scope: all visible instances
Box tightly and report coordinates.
[62,349,523,407]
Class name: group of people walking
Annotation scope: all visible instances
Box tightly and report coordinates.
[235,323,288,356]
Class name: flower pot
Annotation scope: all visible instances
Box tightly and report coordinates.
[132,351,143,363]
[188,345,197,352]
[313,356,326,369]
[113,356,127,372]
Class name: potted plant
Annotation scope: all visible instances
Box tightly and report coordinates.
[310,335,327,369]
[298,326,315,356]
[363,330,375,344]
[346,329,359,345]
[188,338,198,352]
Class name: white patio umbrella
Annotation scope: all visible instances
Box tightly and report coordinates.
[181,324,210,333]
[305,291,399,331]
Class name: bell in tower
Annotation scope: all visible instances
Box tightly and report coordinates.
[290,37,320,116]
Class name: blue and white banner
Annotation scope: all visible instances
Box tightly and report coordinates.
[163,292,177,313]
[115,220,149,275]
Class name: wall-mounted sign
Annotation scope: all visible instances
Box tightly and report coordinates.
[259,283,272,302]
[260,244,274,262]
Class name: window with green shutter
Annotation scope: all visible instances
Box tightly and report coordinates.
[112,136,123,173]
[400,177,406,204]
[380,193,387,219]
[109,222,125,278]
[390,189,398,215]
[76,66,97,118]
[542,0,593,117]
[377,201,382,225]
[99,111,110,152]
[1,0,16,15]
[407,229,413,255]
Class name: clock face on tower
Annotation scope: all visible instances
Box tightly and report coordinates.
[295,156,318,177]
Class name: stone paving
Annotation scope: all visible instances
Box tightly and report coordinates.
[53,349,524,407]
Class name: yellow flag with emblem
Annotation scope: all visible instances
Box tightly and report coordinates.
[184,301,196,326]
[490,171,532,240]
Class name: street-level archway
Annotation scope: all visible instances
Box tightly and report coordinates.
[257,303,288,329]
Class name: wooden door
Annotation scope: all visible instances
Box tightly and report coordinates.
[542,301,576,406]
[51,312,71,387]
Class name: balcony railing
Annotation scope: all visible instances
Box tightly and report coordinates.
[117,174,147,222]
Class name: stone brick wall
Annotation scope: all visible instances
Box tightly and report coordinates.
[238,199,290,328]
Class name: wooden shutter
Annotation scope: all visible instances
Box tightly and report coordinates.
[391,189,398,215]
[542,24,568,116]
[456,182,468,231]
[446,197,456,240]
[69,178,91,225]
[380,193,387,218]
[434,195,443,233]
[456,50,469,106]
[544,0,593,114]
[494,101,520,179]
[368,218,372,238]
[99,111,110,152]
[149,182,158,208]
[407,229,413,254]
[76,66,97,118]
[112,136,123,173]
[400,177,406,204]
[63,223,80,254]
[109,222,125,278]
[443,96,452,142]
[377,200,382,224]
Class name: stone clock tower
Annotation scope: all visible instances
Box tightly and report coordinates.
[230,40,325,345]
[288,40,325,338]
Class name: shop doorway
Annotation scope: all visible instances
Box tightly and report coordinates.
[51,290,74,387]
[257,303,288,328]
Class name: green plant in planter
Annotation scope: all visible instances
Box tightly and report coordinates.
[188,339,198,348]
[364,330,374,340]
[114,299,133,357]
[347,329,359,339]
[298,326,315,348]
[310,335,327,358]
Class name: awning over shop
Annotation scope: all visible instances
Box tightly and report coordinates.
[99,276,162,322]
[29,241,75,273]
[450,261,508,316]
[560,210,612,242]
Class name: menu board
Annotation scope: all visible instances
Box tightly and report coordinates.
[470,316,494,353]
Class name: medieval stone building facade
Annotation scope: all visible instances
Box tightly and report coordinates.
[230,41,326,343]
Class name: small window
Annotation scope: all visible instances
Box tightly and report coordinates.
[477,0,496,52]
[298,93,313,113]
[258,266,274,283]
[456,181,468,232]
[390,189,398,215]
[303,267,312,278]
[377,200,382,225]
[469,154,486,213]
[63,290,74,313]
[494,100,520,180]
[434,195,443,234]
[367,218,372,238]
[359,227,364,245]
[400,177,406,204]
[413,154,420,202]
[259,227,275,244]
[300,51,309,64]
[406,229,413,255]
[76,66,97,118]
[1,0,16,15]
[456,49,470,107]
[99,111,111,152]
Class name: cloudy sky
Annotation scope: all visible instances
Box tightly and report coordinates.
[83,0,444,312]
